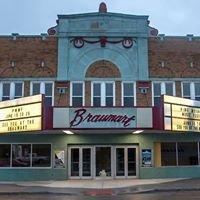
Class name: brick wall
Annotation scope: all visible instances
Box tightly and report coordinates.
[136,81,152,106]
[149,37,200,78]
[0,36,57,78]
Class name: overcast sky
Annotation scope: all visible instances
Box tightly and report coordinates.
[0,0,199,36]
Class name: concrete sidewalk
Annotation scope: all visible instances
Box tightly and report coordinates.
[0,178,200,196]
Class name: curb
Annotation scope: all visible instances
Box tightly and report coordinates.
[0,187,200,196]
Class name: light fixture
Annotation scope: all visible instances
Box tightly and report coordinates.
[10,61,15,68]
[41,61,45,68]
[62,130,74,135]
[132,130,144,134]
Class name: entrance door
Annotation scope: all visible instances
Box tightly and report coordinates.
[69,147,92,179]
[69,145,138,179]
[115,146,137,178]
[95,147,112,177]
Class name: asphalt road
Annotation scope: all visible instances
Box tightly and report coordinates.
[1,191,200,200]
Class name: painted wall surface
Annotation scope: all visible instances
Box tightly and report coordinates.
[57,13,149,81]
[1,132,200,180]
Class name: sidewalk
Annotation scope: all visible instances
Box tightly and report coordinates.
[0,178,200,196]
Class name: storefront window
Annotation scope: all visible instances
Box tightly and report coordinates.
[12,144,31,167]
[161,142,199,166]
[0,144,51,168]
[178,142,198,166]
[161,142,177,166]
[32,144,51,167]
[0,144,11,167]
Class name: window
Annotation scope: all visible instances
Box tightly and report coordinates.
[178,142,198,166]
[152,82,175,106]
[12,144,31,167]
[161,142,199,166]
[182,82,191,99]
[70,82,84,107]
[0,82,23,101]
[0,144,51,168]
[195,83,200,101]
[32,144,51,167]
[0,144,11,167]
[182,82,200,101]
[14,83,23,99]
[92,82,115,106]
[122,82,135,106]
[31,82,54,106]
[161,142,177,166]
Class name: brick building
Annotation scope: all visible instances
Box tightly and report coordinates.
[0,3,200,180]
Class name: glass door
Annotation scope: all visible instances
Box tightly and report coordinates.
[69,146,92,179]
[127,148,136,176]
[95,147,111,177]
[70,148,79,177]
[115,146,137,178]
[116,148,125,177]
[82,148,92,177]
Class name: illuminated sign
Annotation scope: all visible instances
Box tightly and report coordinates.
[70,108,136,128]
[53,107,153,129]
[0,95,43,133]
[163,95,200,132]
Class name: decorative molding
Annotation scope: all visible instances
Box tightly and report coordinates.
[71,37,135,48]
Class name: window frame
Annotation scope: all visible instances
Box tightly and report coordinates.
[160,142,200,167]
[70,81,85,107]
[30,81,54,106]
[152,81,176,106]
[0,81,24,101]
[181,82,200,100]
[121,81,136,106]
[0,143,52,169]
[91,81,115,106]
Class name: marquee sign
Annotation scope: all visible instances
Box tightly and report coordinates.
[0,95,43,133]
[53,107,153,129]
[163,95,200,132]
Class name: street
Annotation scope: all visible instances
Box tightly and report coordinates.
[0,191,200,200]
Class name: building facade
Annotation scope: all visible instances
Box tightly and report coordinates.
[1,3,200,180]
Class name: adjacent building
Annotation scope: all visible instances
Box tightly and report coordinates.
[0,3,200,180]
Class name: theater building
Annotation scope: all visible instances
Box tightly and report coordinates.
[1,3,200,180]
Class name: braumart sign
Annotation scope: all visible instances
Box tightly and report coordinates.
[53,107,152,129]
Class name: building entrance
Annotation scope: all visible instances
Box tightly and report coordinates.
[68,145,138,179]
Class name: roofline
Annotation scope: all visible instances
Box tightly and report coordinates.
[0,35,56,38]
[150,35,200,38]
[58,12,149,20]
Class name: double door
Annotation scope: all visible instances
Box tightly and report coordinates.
[68,146,138,179]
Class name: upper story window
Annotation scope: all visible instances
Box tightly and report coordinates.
[0,82,23,101]
[30,81,54,106]
[91,82,115,107]
[152,82,175,106]
[122,82,135,106]
[182,82,200,101]
[70,82,85,107]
